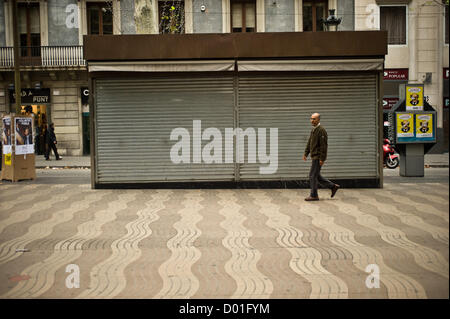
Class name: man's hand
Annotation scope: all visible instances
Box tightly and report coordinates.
[319,160,324,166]
[302,155,307,161]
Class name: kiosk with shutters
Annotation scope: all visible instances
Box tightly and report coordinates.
[83,32,388,189]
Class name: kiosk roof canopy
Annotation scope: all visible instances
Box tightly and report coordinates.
[83,31,387,62]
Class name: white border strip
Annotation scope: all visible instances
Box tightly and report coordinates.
[88,60,236,72]
[238,59,384,71]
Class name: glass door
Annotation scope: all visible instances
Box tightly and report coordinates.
[303,0,328,32]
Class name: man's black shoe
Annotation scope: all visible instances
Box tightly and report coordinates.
[305,196,319,201]
[331,184,340,198]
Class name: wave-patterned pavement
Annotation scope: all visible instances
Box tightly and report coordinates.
[0,182,448,299]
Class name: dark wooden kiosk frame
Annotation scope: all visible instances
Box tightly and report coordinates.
[84,31,387,189]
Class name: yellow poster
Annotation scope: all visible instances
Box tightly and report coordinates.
[397,113,414,137]
[406,86,424,111]
[416,114,433,138]
[5,153,11,166]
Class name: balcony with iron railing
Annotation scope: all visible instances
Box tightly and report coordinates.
[0,46,86,68]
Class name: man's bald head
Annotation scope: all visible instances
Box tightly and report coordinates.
[310,113,320,127]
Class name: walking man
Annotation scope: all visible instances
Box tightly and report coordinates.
[45,123,62,160]
[302,113,339,201]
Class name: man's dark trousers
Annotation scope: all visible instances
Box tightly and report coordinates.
[46,142,60,160]
[309,159,334,198]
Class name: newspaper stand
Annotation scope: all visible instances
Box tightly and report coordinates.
[390,84,437,177]
[1,114,36,182]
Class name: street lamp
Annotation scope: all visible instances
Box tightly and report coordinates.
[323,9,342,31]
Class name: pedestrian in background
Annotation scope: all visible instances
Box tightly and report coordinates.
[45,123,62,161]
[303,113,339,201]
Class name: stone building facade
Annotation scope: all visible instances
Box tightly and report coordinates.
[0,0,448,155]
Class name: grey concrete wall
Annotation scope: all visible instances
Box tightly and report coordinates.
[338,0,355,31]
[48,0,79,46]
[121,0,136,34]
[0,0,6,46]
[265,0,295,32]
[192,0,222,33]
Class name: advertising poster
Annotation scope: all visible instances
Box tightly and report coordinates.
[5,153,11,166]
[406,85,424,111]
[416,114,433,138]
[15,117,34,155]
[396,113,414,137]
[2,117,12,154]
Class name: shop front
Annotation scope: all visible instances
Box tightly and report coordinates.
[84,31,387,189]
[9,88,51,155]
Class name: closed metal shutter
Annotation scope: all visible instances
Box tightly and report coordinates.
[95,76,235,183]
[237,73,379,180]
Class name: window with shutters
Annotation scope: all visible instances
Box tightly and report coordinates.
[231,0,256,33]
[380,6,407,45]
[18,2,40,57]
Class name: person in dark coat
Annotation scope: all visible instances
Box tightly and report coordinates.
[302,113,339,201]
[45,123,62,160]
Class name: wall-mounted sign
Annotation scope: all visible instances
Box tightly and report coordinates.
[444,68,449,80]
[405,85,424,111]
[383,97,399,109]
[384,69,408,81]
[9,88,51,104]
[444,97,449,109]
[81,87,89,105]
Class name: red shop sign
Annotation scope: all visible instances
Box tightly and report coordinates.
[383,97,399,109]
[383,69,408,80]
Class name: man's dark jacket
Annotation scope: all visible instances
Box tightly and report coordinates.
[46,127,57,144]
[304,125,328,162]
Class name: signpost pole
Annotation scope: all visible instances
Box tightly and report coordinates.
[12,0,21,114]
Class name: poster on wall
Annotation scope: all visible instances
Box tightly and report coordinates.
[2,117,12,155]
[14,117,34,155]
[396,113,414,138]
[415,113,433,138]
[405,85,424,111]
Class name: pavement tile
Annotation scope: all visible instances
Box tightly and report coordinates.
[0,169,448,299]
